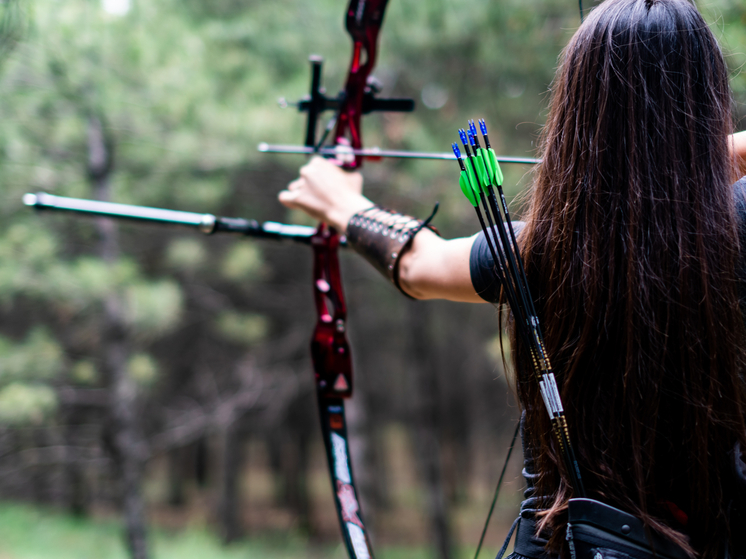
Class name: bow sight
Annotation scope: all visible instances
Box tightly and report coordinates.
[298,55,415,151]
[261,0,415,169]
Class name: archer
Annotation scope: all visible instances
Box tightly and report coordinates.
[281,1,746,557]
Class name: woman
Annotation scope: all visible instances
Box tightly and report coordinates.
[280,0,746,556]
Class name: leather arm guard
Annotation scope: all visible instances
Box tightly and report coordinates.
[346,204,439,298]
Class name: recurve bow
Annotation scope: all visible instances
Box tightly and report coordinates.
[303,3,404,557]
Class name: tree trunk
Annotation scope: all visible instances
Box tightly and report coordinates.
[89,114,150,559]
[218,422,243,544]
[31,427,49,504]
[407,301,454,559]
[284,429,311,534]
[167,447,186,508]
[64,410,89,516]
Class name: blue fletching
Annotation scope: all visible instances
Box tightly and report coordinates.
[479,118,488,135]
[458,128,469,146]
[452,143,462,158]
[468,119,478,137]
[468,130,478,146]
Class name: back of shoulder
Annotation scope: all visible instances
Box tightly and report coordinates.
[734,176,746,213]
[734,178,746,279]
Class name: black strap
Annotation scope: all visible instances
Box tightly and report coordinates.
[474,420,521,559]
[514,517,553,559]
[496,516,521,559]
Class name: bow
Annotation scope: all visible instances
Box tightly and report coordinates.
[303,3,402,557]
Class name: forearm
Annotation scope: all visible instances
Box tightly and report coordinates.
[730,131,746,178]
[342,207,483,302]
[397,231,483,303]
[329,196,374,231]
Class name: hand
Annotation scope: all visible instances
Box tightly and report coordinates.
[279,156,373,231]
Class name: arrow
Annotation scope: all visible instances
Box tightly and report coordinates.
[452,119,585,498]
[258,142,541,165]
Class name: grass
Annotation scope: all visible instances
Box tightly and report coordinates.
[0,501,495,559]
[0,502,317,559]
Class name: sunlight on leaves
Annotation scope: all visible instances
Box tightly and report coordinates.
[127,353,159,387]
[220,242,263,282]
[101,0,131,17]
[0,383,57,425]
[123,281,183,338]
[165,237,207,273]
[215,311,268,346]
[70,359,98,386]
[0,328,64,384]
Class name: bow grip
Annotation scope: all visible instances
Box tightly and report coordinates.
[311,225,354,399]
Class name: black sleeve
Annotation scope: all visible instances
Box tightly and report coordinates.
[733,177,746,304]
[469,222,525,304]
[728,442,746,555]
[734,176,746,238]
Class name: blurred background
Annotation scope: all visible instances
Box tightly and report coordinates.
[0,0,744,558]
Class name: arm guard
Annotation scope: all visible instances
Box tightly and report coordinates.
[346,204,439,298]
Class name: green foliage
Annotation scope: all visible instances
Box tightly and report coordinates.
[215,311,268,347]
[0,223,58,302]
[165,238,208,274]
[0,328,63,384]
[127,352,159,387]
[123,281,183,339]
[700,0,746,121]
[71,359,98,385]
[0,328,62,425]
[0,0,26,63]
[0,501,316,559]
[220,243,264,282]
[0,382,57,425]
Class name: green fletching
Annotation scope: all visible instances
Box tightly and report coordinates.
[487,149,503,185]
[459,171,478,206]
[464,159,479,196]
[478,148,495,185]
[472,154,489,193]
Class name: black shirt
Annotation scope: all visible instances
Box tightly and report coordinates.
[467,177,746,557]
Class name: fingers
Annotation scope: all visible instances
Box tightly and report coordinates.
[278,177,320,216]
[277,189,298,208]
[280,156,366,227]
[299,156,337,179]
[278,187,322,222]
[279,178,303,208]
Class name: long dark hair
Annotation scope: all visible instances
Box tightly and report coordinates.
[513,0,746,555]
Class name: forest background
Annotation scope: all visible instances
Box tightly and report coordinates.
[0,0,744,558]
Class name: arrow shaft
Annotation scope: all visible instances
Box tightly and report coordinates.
[258,142,540,165]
